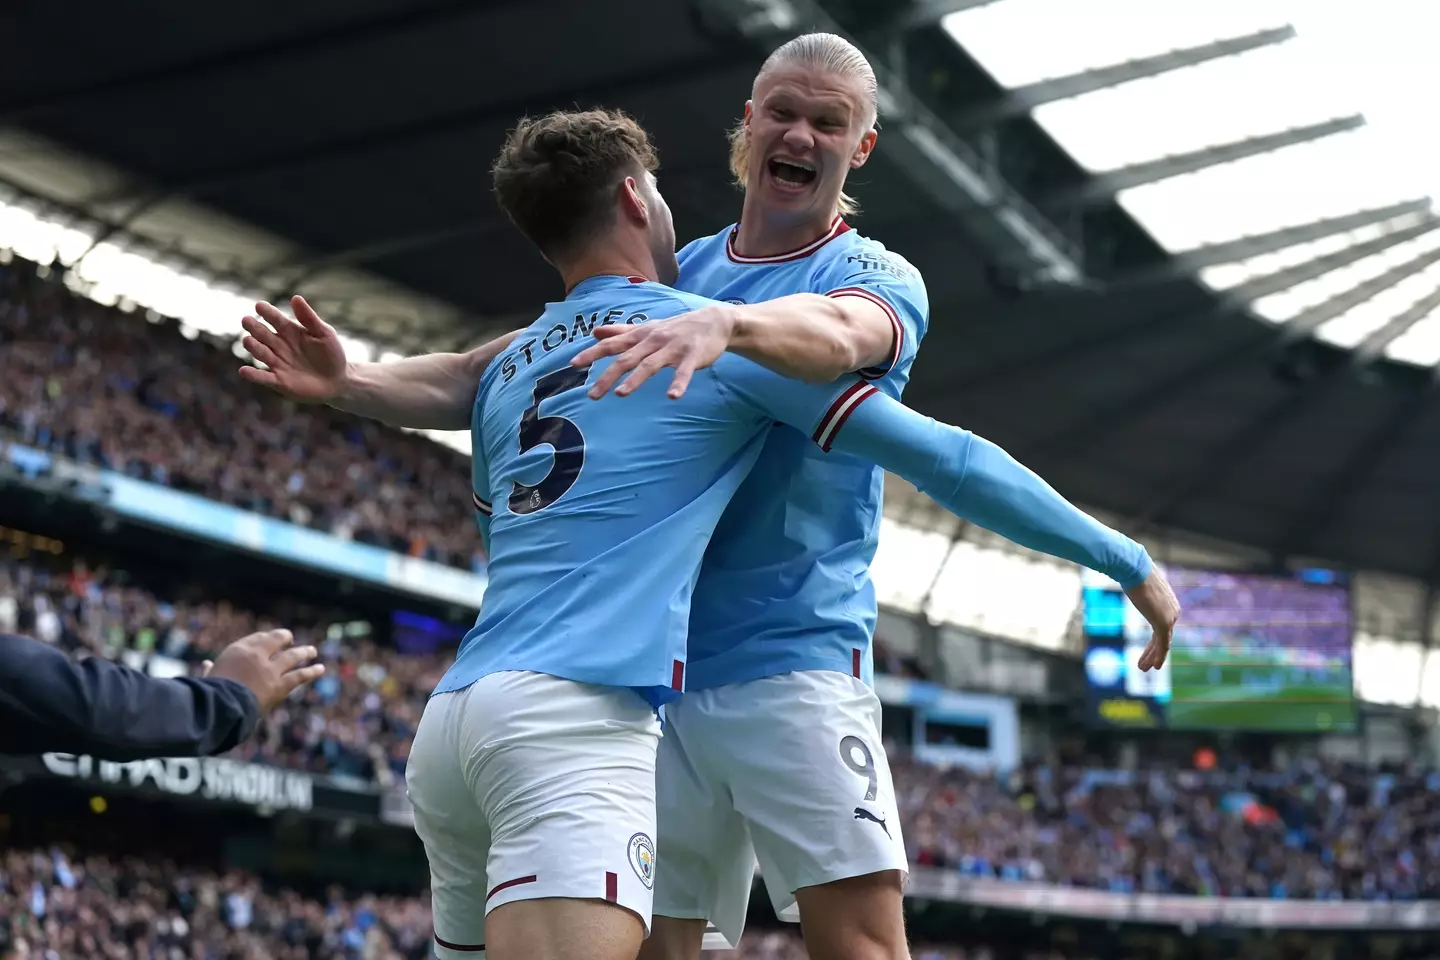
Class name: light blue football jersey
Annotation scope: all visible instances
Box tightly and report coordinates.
[674,217,930,690]
[430,272,1148,710]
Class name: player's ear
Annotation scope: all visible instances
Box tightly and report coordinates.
[743,100,753,129]
[620,176,648,226]
[850,128,877,170]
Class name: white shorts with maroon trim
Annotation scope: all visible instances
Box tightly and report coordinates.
[652,670,907,948]
[405,671,661,957]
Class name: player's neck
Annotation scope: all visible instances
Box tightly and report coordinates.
[732,197,840,259]
[559,250,657,294]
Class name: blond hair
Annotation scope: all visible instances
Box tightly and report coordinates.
[727,33,879,217]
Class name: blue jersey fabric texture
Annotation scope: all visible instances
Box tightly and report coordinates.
[673,217,931,690]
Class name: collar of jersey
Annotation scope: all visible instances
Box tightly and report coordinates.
[725,215,850,265]
[565,274,651,298]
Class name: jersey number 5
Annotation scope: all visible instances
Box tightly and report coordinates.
[510,365,591,516]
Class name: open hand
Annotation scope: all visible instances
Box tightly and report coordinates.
[569,305,737,400]
[1126,567,1181,671]
[206,629,325,713]
[238,296,348,403]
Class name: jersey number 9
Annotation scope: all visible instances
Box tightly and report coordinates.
[509,365,591,516]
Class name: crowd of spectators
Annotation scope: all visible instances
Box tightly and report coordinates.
[0,259,484,572]
[5,548,1440,905]
[0,846,433,960]
[898,755,1440,901]
[0,554,435,788]
[4,843,1085,960]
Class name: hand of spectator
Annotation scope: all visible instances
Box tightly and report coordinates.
[204,629,325,713]
[1126,567,1180,671]
[238,296,349,403]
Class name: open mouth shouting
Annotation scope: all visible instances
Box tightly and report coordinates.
[766,156,818,194]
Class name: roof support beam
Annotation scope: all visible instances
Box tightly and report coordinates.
[961,26,1295,126]
[1174,200,1433,273]
[1019,230,1440,467]
[1355,285,1440,364]
[945,222,1439,409]
[68,194,167,269]
[1059,115,1365,206]
[918,530,967,617]
[1279,245,1440,342]
[1230,219,1439,303]
[1064,247,1440,528]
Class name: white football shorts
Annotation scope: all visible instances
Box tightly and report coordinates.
[405,670,662,958]
[652,670,907,948]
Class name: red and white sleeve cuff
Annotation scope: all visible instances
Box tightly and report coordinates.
[826,286,904,380]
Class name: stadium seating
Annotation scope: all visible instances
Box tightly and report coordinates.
[0,260,484,572]
[1,844,1075,960]
[0,845,434,959]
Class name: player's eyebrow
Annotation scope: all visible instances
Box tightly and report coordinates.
[764,88,856,122]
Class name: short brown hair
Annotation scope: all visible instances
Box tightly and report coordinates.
[492,108,660,259]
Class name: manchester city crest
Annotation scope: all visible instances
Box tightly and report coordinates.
[628,832,655,888]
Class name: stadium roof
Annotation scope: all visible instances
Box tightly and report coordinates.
[4,0,1440,585]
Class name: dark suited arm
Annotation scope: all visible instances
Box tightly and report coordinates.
[0,633,260,761]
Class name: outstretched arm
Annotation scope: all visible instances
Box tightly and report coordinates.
[239,296,520,431]
[716,366,1178,666]
[810,383,1152,588]
[570,295,895,399]
[0,632,259,760]
[571,252,926,400]
[337,340,517,430]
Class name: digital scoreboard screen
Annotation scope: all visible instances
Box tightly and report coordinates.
[1083,566,1356,732]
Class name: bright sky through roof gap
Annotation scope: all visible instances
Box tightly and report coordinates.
[942,0,1440,366]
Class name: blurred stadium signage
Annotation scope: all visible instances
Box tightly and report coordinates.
[1,441,488,609]
[0,753,388,820]
[40,752,315,812]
